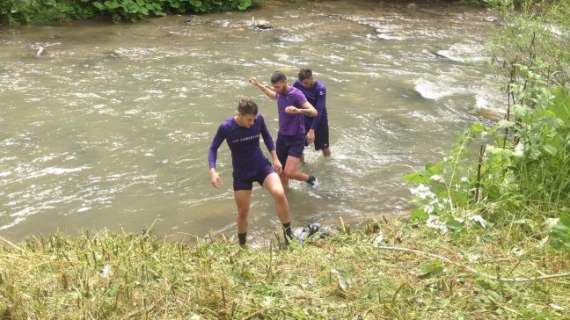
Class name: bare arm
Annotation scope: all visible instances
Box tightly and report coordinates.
[301,101,318,117]
[285,101,318,118]
[249,77,277,100]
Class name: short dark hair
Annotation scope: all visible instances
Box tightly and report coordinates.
[270,71,287,84]
[298,68,313,81]
[238,97,258,116]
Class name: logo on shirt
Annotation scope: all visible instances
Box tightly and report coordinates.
[319,91,325,96]
[231,134,259,144]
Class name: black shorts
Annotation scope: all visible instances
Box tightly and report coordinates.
[306,119,330,151]
[276,133,305,166]
[233,161,274,191]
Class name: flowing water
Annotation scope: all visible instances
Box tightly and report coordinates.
[0,0,503,241]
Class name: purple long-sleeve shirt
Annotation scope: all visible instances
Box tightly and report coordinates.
[208,114,275,178]
[293,80,327,130]
[276,86,308,136]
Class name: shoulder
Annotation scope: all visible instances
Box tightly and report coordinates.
[316,80,327,93]
[292,80,302,89]
[219,117,235,131]
[289,86,306,98]
[256,113,265,123]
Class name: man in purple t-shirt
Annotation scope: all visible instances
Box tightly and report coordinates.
[208,98,294,246]
[293,68,331,157]
[249,71,319,187]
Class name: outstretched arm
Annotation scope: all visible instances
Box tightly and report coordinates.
[249,77,277,100]
[208,125,227,188]
[259,115,282,174]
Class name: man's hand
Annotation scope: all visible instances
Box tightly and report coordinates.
[249,77,277,100]
[285,106,302,114]
[209,170,222,188]
[306,129,315,145]
[273,159,283,175]
[249,77,262,87]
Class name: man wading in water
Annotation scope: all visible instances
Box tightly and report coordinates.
[294,68,331,157]
[249,71,319,188]
[208,98,294,246]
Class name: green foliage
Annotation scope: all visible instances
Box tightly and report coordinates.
[417,260,444,278]
[551,212,570,254]
[0,0,98,25]
[407,87,570,231]
[406,0,570,256]
[0,0,258,25]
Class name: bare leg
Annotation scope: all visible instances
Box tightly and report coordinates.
[280,172,289,189]
[283,155,309,182]
[322,147,331,157]
[263,172,290,224]
[234,190,252,234]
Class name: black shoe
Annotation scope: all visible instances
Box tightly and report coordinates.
[307,176,318,187]
[283,227,295,246]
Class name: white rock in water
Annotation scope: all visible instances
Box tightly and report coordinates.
[249,16,272,30]
[436,43,487,63]
[35,46,45,57]
[474,91,505,120]
[414,78,466,100]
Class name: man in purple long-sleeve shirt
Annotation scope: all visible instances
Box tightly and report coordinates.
[249,71,319,188]
[208,98,293,246]
[294,68,331,157]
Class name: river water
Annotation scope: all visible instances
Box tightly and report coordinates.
[0,0,502,241]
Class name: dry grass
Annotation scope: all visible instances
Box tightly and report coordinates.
[1,219,569,319]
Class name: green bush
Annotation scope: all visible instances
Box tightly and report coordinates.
[0,0,257,25]
[0,0,98,25]
[551,212,570,255]
[405,0,570,255]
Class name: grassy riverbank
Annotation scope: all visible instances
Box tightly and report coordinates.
[1,219,569,319]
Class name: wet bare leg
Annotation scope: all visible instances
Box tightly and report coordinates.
[280,172,289,189]
[283,155,309,182]
[322,147,331,157]
[263,173,290,224]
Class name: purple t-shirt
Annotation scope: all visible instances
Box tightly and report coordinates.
[208,114,275,179]
[276,86,308,136]
[293,80,327,130]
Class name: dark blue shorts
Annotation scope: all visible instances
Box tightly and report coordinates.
[276,133,305,166]
[233,161,274,191]
[306,119,330,151]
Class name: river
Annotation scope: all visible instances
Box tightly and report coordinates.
[0,0,503,241]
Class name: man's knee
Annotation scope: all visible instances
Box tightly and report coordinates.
[271,187,286,201]
[284,165,296,177]
[237,207,249,219]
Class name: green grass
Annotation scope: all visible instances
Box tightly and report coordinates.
[1,219,569,319]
